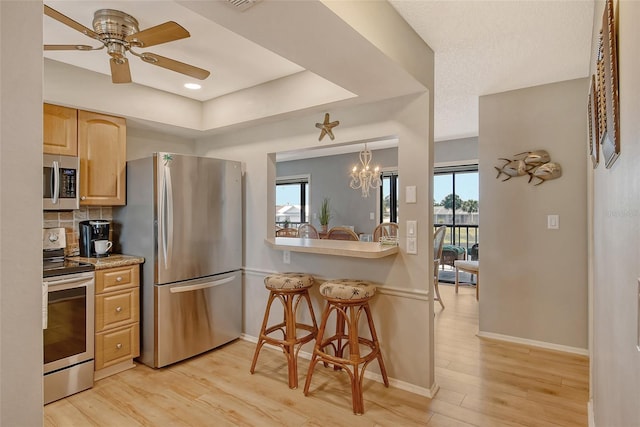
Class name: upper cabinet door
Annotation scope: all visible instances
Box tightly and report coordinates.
[43,104,78,156]
[78,110,127,206]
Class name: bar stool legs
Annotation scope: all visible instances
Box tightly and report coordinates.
[304,279,388,414]
[250,273,318,389]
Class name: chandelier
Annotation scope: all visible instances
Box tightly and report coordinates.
[349,144,381,197]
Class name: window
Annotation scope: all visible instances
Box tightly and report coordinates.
[380,171,399,223]
[276,175,309,227]
[433,165,479,250]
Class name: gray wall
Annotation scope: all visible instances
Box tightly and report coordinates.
[478,78,588,351]
[435,136,478,165]
[0,2,45,425]
[590,1,640,425]
[277,147,398,234]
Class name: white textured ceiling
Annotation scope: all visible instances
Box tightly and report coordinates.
[389,0,595,141]
[43,1,305,101]
[44,1,596,142]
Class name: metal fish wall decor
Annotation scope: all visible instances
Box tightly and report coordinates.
[495,149,562,186]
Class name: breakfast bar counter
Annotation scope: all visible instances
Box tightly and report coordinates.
[265,237,398,259]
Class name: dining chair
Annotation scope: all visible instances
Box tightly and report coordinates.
[433,225,446,309]
[275,227,299,237]
[298,223,319,239]
[373,222,399,242]
[326,226,359,241]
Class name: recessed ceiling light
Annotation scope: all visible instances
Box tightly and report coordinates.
[184,83,201,90]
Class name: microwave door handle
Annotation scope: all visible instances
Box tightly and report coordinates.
[51,160,59,205]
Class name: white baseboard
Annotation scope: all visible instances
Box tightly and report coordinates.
[240,334,438,398]
[588,399,595,427]
[477,331,589,356]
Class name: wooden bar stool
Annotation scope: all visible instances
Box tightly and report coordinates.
[250,272,318,389]
[303,279,389,414]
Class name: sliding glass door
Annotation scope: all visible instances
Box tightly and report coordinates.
[433,166,479,251]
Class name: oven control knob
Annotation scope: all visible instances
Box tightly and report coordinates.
[48,233,58,242]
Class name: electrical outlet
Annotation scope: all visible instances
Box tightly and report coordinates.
[370,212,375,220]
[283,250,290,264]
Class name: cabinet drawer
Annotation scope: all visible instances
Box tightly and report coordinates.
[96,265,139,294]
[95,324,140,370]
[95,288,139,332]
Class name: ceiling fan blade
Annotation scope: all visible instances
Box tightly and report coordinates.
[44,5,100,40]
[44,44,101,51]
[125,22,189,48]
[140,52,210,80]
[110,58,132,84]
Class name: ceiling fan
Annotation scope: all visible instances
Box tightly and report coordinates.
[43,5,210,84]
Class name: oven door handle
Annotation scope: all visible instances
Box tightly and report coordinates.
[44,276,92,287]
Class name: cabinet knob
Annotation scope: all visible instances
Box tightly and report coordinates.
[115,306,122,313]
[116,343,122,349]
[80,196,86,201]
[116,277,123,282]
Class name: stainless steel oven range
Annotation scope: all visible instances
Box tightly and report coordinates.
[43,228,95,405]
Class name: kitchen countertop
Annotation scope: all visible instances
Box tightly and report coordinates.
[69,254,144,270]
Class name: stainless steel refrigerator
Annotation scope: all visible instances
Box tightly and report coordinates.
[114,153,242,368]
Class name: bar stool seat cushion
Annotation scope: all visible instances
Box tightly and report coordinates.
[264,273,315,290]
[319,279,377,301]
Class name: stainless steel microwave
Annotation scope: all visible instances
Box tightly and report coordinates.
[43,154,79,210]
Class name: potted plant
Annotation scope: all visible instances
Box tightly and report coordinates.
[318,197,332,232]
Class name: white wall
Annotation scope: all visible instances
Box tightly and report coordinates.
[0,2,45,425]
[127,128,196,161]
[590,1,640,425]
[195,94,436,393]
[478,78,589,351]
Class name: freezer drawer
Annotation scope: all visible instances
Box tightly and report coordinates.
[154,271,241,367]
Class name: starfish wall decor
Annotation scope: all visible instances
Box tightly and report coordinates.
[315,113,340,141]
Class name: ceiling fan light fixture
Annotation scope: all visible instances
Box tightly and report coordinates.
[184,83,201,90]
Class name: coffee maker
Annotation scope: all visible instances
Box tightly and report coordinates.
[79,220,110,258]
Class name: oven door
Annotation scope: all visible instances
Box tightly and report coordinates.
[43,271,95,374]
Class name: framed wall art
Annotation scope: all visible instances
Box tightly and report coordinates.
[599,0,620,168]
[588,74,599,168]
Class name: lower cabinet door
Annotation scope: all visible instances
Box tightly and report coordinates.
[95,323,140,370]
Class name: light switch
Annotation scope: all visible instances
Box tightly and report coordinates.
[283,250,290,264]
[637,279,640,352]
[547,215,559,229]
[406,186,417,204]
[370,212,375,220]
[407,220,417,237]
[407,237,417,254]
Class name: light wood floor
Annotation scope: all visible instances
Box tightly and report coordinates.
[44,284,589,426]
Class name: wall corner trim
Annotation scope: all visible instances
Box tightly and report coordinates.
[588,399,595,427]
[477,331,589,356]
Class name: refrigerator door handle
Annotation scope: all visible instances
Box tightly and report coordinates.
[168,275,236,293]
[160,164,174,269]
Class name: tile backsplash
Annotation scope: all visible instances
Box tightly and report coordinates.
[44,207,113,256]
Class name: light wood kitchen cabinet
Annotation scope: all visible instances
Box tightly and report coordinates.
[43,103,78,156]
[94,264,140,380]
[78,110,127,206]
